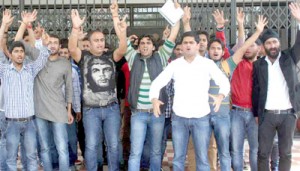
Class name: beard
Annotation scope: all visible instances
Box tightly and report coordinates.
[243,53,257,60]
[265,47,280,59]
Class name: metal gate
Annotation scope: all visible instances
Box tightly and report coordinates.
[0,0,298,49]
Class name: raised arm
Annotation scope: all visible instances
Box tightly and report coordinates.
[15,10,37,41]
[0,9,14,52]
[232,8,245,52]
[68,9,85,63]
[26,23,36,47]
[212,9,230,59]
[182,6,191,32]
[232,15,267,64]
[289,2,300,63]
[110,0,128,62]
[167,0,181,43]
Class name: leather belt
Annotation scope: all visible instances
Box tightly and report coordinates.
[100,101,118,108]
[232,106,252,112]
[134,108,153,113]
[6,115,35,122]
[264,109,294,114]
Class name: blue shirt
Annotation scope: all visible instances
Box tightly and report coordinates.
[0,46,49,118]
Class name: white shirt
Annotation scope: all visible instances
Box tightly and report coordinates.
[149,55,230,118]
[265,54,292,110]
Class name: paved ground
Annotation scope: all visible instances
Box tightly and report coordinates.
[16,137,300,171]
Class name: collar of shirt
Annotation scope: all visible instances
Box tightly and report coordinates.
[265,52,281,65]
[9,62,29,72]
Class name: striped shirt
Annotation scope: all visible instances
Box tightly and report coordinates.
[125,39,175,70]
[125,39,175,109]
[137,60,152,109]
[0,47,49,118]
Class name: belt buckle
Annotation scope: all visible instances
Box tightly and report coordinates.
[274,110,281,114]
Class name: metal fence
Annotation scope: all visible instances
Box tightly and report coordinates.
[0,0,298,49]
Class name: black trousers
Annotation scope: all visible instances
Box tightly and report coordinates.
[258,112,297,171]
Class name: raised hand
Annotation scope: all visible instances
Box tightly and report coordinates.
[174,0,181,9]
[1,9,14,26]
[212,9,229,28]
[236,8,245,24]
[21,9,37,25]
[255,15,268,33]
[71,9,85,29]
[128,34,138,42]
[41,29,49,46]
[182,6,191,25]
[289,2,300,23]
[110,0,119,16]
[116,15,127,33]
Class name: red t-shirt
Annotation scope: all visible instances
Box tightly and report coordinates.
[121,62,130,107]
[231,59,253,108]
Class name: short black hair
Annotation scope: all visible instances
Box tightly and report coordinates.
[9,41,25,53]
[196,30,209,42]
[208,38,225,50]
[180,31,200,44]
[87,29,104,41]
[138,34,156,46]
[48,34,61,44]
[174,42,182,48]
[60,38,68,49]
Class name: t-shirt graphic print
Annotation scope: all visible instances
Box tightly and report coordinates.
[80,51,118,107]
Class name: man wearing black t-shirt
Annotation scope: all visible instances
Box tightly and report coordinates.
[68,1,127,171]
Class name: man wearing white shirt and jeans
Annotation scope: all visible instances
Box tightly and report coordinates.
[149,31,230,171]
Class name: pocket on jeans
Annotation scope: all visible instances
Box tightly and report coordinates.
[110,103,120,113]
[82,107,92,114]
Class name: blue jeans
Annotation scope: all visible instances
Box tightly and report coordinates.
[6,119,38,171]
[68,112,78,166]
[172,114,211,171]
[0,111,7,170]
[230,109,258,171]
[141,130,150,169]
[128,111,165,171]
[209,106,231,171]
[83,103,121,171]
[35,117,69,171]
[161,117,172,162]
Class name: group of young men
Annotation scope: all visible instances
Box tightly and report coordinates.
[0,0,299,171]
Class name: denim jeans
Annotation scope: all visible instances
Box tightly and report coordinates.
[230,109,258,171]
[35,117,69,171]
[128,111,165,171]
[209,105,231,171]
[140,130,150,169]
[6,119,38,171]
[68,112,78,166]
[258,113,296,171]
[0,111,7,170]
[161,117,172,162]
[83,103,121,171]
[172,114,211,171]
